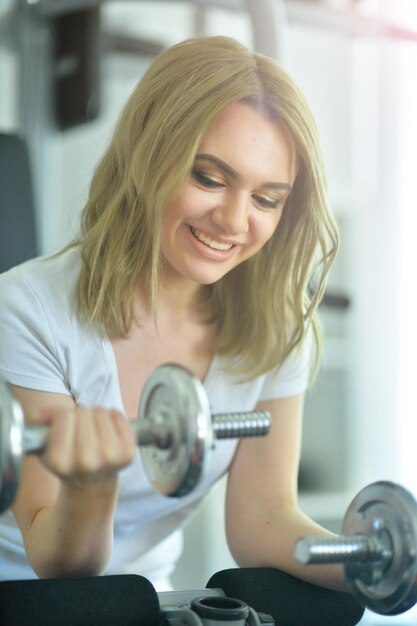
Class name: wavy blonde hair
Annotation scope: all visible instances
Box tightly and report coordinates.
[74,36,338,381]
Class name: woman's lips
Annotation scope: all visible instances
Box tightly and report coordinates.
[186,225,239,261]
[190,226,234,251]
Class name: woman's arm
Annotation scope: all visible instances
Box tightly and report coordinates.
[11,385,136,578]
[225,394,349,592]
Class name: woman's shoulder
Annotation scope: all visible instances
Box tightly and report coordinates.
[0,247,81,314]
[208,329,313,407]
[0,247,103,396]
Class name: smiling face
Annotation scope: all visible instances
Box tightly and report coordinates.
[160,101,298,288]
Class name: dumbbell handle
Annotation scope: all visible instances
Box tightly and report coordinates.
[22,409,271,453]
[295,534,393,566]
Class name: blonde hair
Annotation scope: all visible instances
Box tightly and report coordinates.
[74,36,338,381]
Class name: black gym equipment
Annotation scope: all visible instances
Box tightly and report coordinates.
[0,133,38,273]
[0,567,365,626]
[207,568,365,626]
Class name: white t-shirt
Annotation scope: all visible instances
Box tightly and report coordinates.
[0,248,311,587]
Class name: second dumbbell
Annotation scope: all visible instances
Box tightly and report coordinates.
[295,481,417,615]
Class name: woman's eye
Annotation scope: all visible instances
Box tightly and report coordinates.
[252,194,281,210]
[192,169,225,189]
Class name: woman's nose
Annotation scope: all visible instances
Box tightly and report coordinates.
[211,190,249,236]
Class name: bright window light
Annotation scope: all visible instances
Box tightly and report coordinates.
[396,41,417,491]
[381,0,417,28]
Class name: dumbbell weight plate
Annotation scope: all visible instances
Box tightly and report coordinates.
[0,379,24,512]
[342,481,417,615]
[138,364,213,497]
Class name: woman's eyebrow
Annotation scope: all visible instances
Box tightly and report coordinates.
[195,153,292,191]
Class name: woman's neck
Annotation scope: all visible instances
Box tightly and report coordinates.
[135,279,208,329]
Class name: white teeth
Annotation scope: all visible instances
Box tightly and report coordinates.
[191,227,233,251]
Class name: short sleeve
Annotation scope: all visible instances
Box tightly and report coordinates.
[0,269,70,394]
[259,329,313,400]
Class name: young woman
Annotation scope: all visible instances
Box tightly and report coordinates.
[0,36,343,591]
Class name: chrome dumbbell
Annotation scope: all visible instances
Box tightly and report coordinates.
[0,363,271,510]
[295,481,417,615]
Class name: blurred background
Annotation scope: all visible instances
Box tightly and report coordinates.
[0,1,416,623]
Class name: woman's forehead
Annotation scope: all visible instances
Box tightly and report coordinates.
[196,102,298,187]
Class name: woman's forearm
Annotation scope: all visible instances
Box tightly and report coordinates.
[227,504,350,592]
[23,480,118,578]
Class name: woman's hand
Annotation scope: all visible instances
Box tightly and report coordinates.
[40,406,137,494]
